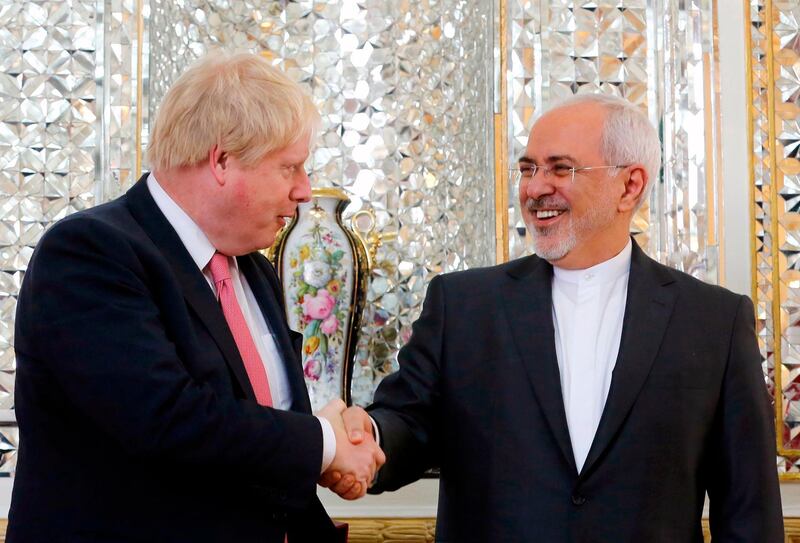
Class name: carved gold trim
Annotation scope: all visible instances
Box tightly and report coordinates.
[763,0,792,458]
[744,0,799,478]
[331,518,800,542]
[706,0,722,278]
[746,0,758,323]
[340,518,436,543]
[758,0,800,460]
[311,187,350,201]
[494,0,509,265]
[2,517,800,541]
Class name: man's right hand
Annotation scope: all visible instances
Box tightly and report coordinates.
[318,400,384,500]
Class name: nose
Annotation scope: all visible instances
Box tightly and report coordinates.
[519,169,556,203]
[293,170,312,203]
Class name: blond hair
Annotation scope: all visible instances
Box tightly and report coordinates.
[147,51,320,171]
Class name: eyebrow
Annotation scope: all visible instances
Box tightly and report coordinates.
[284,157,309,166]
[518,154,578,165]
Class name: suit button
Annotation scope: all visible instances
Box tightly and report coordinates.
[571,494,586,506]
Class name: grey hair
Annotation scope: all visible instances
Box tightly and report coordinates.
[545,93,662,208]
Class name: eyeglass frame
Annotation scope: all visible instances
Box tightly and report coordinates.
[510,163,631,184]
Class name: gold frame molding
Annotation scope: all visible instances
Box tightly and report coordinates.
[340,518,800,542]
[764,0,791,459]
[746,0,760,342]
[709,0,724,280]
[327,518,800,543]
[744,0,800,471]
[494,0,510,265]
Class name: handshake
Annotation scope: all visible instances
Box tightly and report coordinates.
[317,399,385,500]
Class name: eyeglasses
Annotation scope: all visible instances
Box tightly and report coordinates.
[509,164,629,184]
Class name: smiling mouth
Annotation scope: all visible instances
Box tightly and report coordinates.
[536,210,565,219]
[532,209,567,225]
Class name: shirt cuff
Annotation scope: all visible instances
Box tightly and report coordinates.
[316,415,337,474]
[370,416,381,447]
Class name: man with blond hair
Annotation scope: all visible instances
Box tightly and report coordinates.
[8,51,383,543]
[334,94,783,541]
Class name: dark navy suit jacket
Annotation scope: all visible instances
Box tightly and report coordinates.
[8,174,338,542]
[369,241,783,542]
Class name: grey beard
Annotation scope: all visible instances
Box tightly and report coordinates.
[528,221,577,261]
[524,196,576,261]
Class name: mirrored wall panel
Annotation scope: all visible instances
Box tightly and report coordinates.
[0,0,115,475]
[0,0,727,479]
[747,0,800,478]
[107,0,495,405]
[505,0,722,284]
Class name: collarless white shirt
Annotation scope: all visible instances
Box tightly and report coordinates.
[551,239,632,473]
[146,173,335,471]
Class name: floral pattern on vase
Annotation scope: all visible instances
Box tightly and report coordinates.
[271,189,369,412]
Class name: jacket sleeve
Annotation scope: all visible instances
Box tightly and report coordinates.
[14,215,323,508]
[367,274,446,492]
[706,295,784,541]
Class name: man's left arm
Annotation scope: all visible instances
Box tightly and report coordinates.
[706,295,783,541]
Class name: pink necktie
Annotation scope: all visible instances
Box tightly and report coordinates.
[208,252,273,407]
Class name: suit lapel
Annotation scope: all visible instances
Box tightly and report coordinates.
[238,254,312,414]
[580,242,676,477]
[123,175,257,402]
[502,256,578,474]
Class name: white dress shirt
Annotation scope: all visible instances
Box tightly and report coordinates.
[147,173,335,472]
[552,239,632,473]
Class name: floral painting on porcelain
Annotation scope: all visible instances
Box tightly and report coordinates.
[285,221,353,408]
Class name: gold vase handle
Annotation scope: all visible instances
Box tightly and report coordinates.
[350,210,396,272]
[351,210,376,236]
[350,210,376,271]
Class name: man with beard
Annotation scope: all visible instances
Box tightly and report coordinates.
[325,94,783,542]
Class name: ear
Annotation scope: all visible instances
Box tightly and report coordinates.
[618,164,647,213]
[208,144,229,186]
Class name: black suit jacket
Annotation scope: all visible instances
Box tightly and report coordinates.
[8,175,339,542]
[369,242,783,542]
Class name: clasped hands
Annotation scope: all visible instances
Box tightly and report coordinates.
[317,399,384,500]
